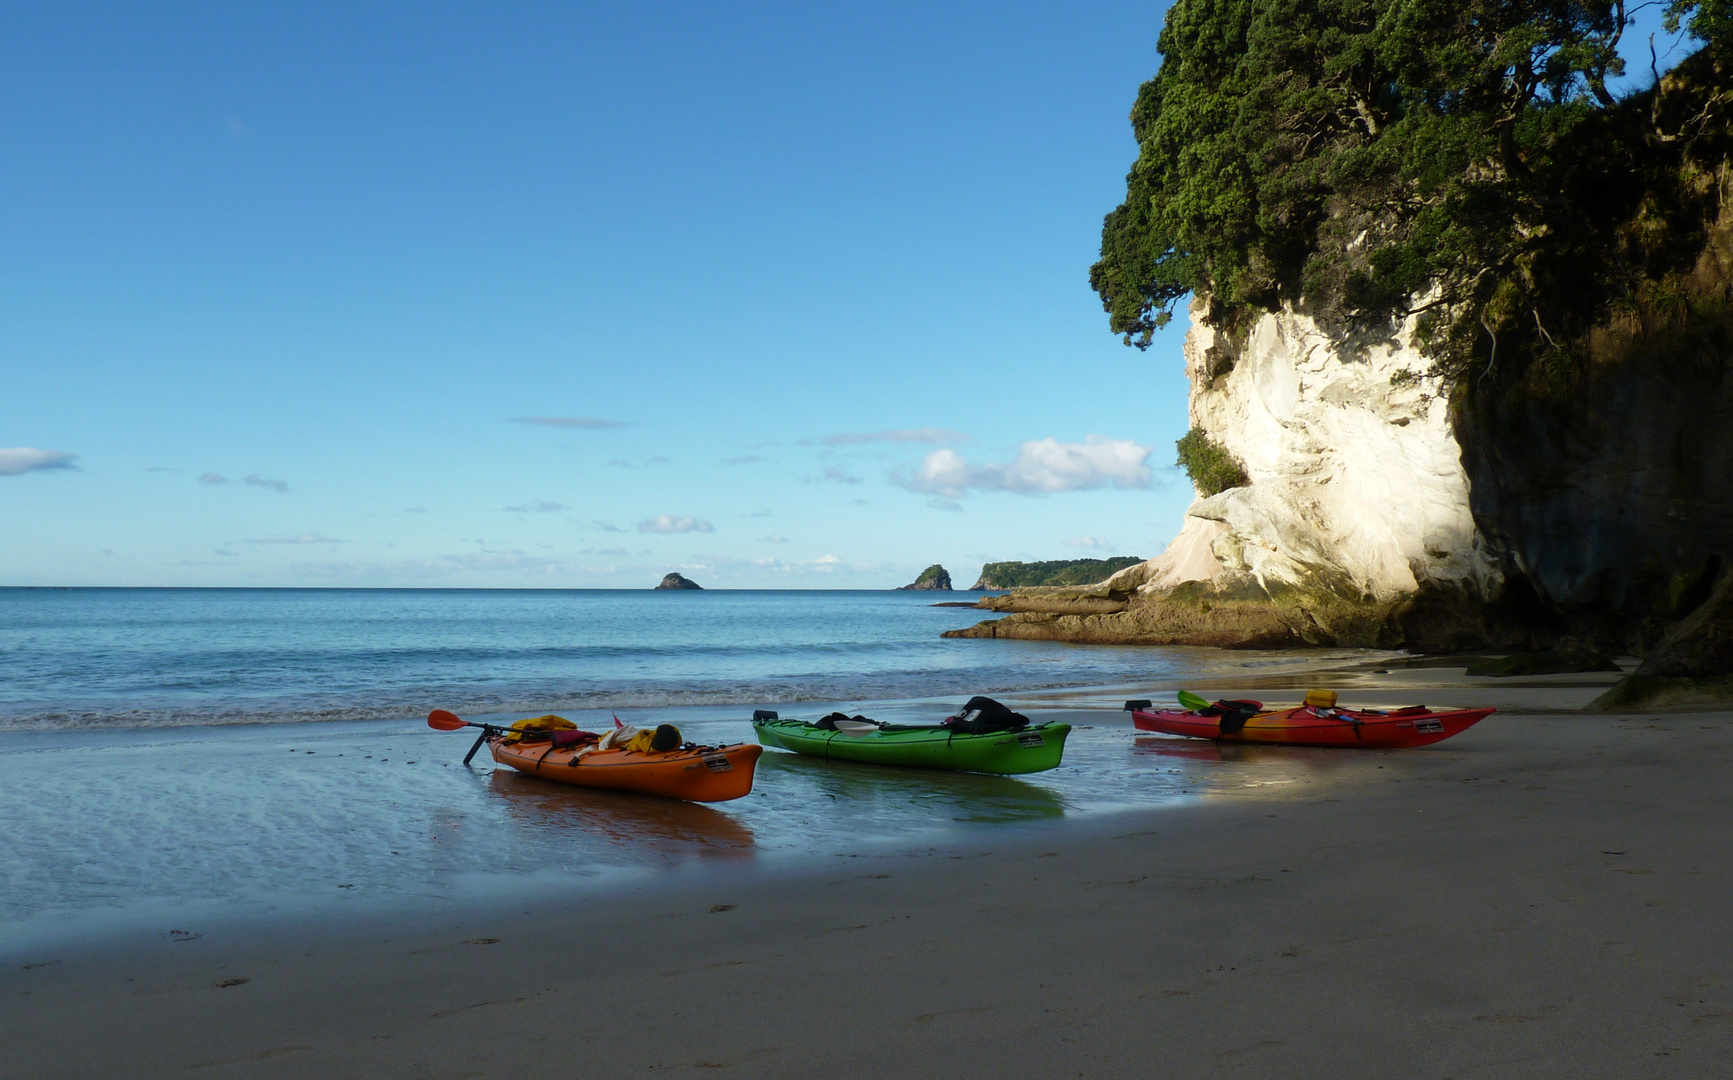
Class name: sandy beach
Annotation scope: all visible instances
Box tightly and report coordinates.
[5,667,1731,1078]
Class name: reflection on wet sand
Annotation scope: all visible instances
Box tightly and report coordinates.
[1131,736,1325,765]
[755,750,1067,824]
[485,769,756,856]
[1130,734,1385,798]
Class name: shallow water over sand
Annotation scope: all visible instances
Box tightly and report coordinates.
[0,704,1424,946]
[1,587,1424,950]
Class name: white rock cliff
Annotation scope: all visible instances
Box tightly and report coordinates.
[1115,300,1499,604]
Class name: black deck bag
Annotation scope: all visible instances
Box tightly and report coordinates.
[943,696,1030,734]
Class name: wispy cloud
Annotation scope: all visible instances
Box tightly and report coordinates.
[823,428,969,446]
[637,514,714,534]
[818,466,862,485]
[1064,536,1115,550]
[143,466,182,473]
[199,473,227,485]
[402,506,428,514]
[608,456,671,468]
[503,501,570,513]
[722,455,766,465]
[249,533,344,544]
[0,448,77,476]
[244,474,289,494]
[594,520,624,532]
[510,416,629,429]
[928,497,963,512]
[897,437,1152,498]
[749,508,773,518]
[760,533,788,543]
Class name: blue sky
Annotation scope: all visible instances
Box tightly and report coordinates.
[0,2,1692,588]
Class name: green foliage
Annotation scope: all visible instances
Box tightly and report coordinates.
[1175,428,1250,496]
[973,558,1146,589]
[1092,0,1733,385]
[911,564,950,587]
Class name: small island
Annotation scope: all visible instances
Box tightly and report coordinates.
[655,573,703,590]
[897,564,953,591]
[972,557,1143,589]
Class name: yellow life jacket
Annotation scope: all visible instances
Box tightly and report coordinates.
[505,715,577,743]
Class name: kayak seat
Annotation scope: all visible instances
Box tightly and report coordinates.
[804,714,873,731]
[1207,699,1264,735]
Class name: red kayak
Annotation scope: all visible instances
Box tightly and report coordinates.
[1128,701,1493,749]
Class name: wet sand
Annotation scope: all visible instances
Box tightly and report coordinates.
[6,671,1732,1077]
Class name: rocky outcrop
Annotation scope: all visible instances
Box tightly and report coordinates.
[898,565,953,591]
[1591,572,1733,709]
[655,573,703,590]
[949,300,1521,648]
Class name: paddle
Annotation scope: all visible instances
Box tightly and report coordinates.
[428,709,510,765]
[1176,690,1211,712]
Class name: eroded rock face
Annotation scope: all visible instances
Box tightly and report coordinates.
[655,573,703,590]
[950,293,1733,664]
[1177,301,1498,603]
[949,301,1504,648]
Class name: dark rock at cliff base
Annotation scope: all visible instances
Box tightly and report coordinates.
[898,565,952,591]
[1465,650,1620,677]
[655,573,703,590]
[1591,573,1733,708]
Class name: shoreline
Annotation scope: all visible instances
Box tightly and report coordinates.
[7,664,1731,1075]
[8,693,1731,1076]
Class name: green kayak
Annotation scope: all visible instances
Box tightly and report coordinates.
[752,717,1070,775]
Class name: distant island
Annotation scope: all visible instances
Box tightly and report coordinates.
[897,564,953,591]
[655,573,703,590]
[971,557,1143,589]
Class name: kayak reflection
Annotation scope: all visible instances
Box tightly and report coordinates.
[755,751,1066,824]
[486,769,756,856]
[1132,736,1339,766]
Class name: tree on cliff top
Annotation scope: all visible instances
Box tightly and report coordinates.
[1092,0,1733,380]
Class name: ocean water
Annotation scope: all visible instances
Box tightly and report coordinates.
[0,587,1306,731]
[0,587,1402,939]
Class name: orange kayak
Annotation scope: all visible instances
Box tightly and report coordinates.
[1129,703,1493,748]
[487,736,762,802]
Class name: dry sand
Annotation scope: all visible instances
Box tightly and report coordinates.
[5,677,1731,1078]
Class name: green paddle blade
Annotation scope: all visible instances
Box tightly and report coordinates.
[1176,690,1211,711]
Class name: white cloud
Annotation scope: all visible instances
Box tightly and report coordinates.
[510,416,628,429]
[593,520,624,532]
[760,534,788,543]
[814,554,840,564]
[249,533,344,544]
[823,428,969,446]
[899,436,1152,498]
[928,497,963,512]
[0,448,77,476]
[244,474,289,494]
[503,501,569,513]
[1064,536,1115,550]
[637,514,715,534]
